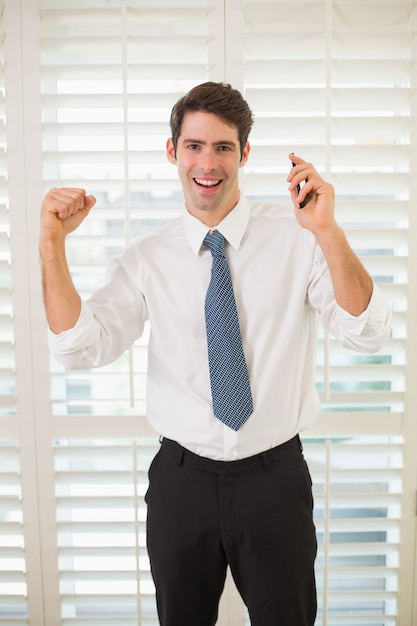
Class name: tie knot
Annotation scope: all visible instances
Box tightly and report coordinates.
[203,231,226,257]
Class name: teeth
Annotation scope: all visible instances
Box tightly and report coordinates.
[195,178,220,187]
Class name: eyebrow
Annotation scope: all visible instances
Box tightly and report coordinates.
[182,138,238,148]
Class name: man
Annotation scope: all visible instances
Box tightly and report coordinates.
[40,82,391,626]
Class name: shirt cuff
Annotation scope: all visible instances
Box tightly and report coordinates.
[47,300,98,355]
[335,283,391,337]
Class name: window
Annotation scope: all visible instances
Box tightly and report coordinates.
[239,2,413,623]
[1,1,416,624]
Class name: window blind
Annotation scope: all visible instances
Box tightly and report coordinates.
[0,2,28,623]
[41,0,210,418]
[55,438,159,626]
[0,0,15,421]
[0,441,27,625]
[304,438,402,626]
[243,0,407,428]
[240,1,412,624]
[40,0,211,623]
[1,1,416,625]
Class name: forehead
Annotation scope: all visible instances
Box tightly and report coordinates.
[179,111,239,142]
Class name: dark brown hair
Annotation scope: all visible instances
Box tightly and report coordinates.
[169,82,254,158]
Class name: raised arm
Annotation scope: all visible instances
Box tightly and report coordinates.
[39,187,96,333]
[287,155,373,316]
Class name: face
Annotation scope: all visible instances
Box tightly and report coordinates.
[166,111,250,226]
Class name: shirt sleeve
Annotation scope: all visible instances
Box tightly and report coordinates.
[324,283,392,353]
[308,242,392,353]
[48,300,101,363]
[47,252,148,368]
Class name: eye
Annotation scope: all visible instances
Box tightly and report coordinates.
[217,145,231,152]
[187,144,200,150]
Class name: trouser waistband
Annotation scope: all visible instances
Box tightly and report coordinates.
[160,435,302,474]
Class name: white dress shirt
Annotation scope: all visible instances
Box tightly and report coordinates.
[49,196,392,460]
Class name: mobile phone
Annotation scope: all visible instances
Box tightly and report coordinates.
[291,156,306,209]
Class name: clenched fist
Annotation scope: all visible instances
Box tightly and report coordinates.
[40,187,96,242]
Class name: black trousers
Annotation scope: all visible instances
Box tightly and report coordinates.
[145,435,317,626]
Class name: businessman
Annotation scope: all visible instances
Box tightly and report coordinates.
[40,82,391,625]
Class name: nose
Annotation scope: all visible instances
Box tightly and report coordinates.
[199,148,218,172]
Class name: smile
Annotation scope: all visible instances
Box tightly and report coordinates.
[194,178,221,187]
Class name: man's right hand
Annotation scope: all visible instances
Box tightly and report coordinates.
[39,188,96,333]
[40,187,96,242]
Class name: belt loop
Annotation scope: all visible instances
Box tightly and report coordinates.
[297,435,303,453]
[261,451,271,471]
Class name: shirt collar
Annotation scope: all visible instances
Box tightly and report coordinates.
[182,196,250,256]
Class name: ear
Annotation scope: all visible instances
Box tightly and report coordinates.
[239,141,250,167]
[166,138,177,164]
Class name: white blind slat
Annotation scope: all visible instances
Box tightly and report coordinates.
[0,441,26,621]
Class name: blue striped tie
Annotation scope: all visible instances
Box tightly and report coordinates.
[203,231,253,430]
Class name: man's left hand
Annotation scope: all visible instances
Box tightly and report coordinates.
[287,154,336,235]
